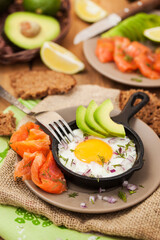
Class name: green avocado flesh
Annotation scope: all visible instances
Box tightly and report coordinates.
[85,100,109,136]
[102,13,160,42]
[94,99,125,137]
[4,12,60,49]
[76,105,105,138]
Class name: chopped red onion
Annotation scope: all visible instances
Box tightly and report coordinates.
[84,136,89,140]
[97,194,103,200]
[127,155,134,162]
[122,180,128,188]
[62,142,68,150]
[107,196,117,204]
[99,187,106,193]
[113,152,118,155]
[127,184,137,191]
[110,169,116,173]
[80,202,87,208]
[103,196,117,204]
[82,169,91,176]
[108,138,116,144]
[119,147,122,154]
[102,196,109,202]
[89,196,96,204]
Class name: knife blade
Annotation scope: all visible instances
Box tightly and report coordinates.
[73,0,160,45]
[74,14,121,45]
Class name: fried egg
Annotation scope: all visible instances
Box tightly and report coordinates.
[58,129,137,178]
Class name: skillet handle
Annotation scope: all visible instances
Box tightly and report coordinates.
[112,92,149,126]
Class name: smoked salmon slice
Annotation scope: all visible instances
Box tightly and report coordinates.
[10,123,51,158]
[11,122,67,194]
[95,38,114,63]
[31,151,67,194]
[134,53,160,79]
[95,36,160,79]
[125,41,151,58]
[14,152,37,181]
[114,37,137,72]
[153,53,160,72]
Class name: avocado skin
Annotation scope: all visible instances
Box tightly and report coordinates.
[94,99,126,138]
[76,105,106,138]
[85,100,109,136]
[0,0,13,14]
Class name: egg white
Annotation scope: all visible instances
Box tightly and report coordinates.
[58,129,137,178]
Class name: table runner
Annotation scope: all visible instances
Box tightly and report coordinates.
[0,85,159,240]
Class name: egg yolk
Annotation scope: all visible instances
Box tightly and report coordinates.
[74,139,113,165]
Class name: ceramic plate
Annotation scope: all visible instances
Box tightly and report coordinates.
[83,8,160,88]
[24,106,160,214]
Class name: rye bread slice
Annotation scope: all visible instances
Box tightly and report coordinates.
[10,70,76,99]
[119,89,160,137]
[0,111,16,136]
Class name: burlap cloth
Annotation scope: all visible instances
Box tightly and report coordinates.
[0,85,160,240]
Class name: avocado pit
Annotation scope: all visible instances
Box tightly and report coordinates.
[20,21,41,38]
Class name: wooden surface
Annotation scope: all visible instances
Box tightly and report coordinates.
[0,0,160,113]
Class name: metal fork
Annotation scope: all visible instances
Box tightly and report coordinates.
[0,85,75,145]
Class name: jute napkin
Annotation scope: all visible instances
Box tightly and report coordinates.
[0,85,160,240]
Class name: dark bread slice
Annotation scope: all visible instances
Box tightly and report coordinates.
[119,89,160,137]
[0,111,16,136]
[10,70,76,99]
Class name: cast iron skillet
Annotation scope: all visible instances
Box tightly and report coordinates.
[52,92,149,189]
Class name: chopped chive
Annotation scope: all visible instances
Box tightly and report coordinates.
[118,190,127,202]
[129,190,136,195]
[131,78,142,82]
[68,192,78,198]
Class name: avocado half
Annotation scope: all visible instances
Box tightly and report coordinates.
[4,12,60,49]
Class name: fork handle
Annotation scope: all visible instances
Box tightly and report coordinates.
[0,85,31,114]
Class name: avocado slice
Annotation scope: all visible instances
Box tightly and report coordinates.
[85,100,109,136]
[4,12,60,49]
[76,105,106,138]
[94,99,125,137]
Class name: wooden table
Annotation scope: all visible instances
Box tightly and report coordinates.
[0,0,159,113]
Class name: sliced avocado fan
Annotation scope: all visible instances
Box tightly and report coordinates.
[94,99,125,137]
[76,105,106,138]
[85,100,109,136]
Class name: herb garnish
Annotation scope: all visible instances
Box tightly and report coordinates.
[113,164,122,168]
[139,184,144,188]
[70,149,74,152]
[59,155,68,165]
[23,160,32,168]
[131,78,142,82]
[129,190,136,195]
[115,148,125,158]
[97,155,105,166]
[124,54,133,62]
[118,190,127,202]
[125,140,134,151]
[68,192,78,198]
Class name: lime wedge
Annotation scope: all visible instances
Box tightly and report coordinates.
[144,26,160,42]
[40,41,85,74]
[75,0,107,23]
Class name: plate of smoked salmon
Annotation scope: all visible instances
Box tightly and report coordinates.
[83,36,160,88]
[10,106,160,213]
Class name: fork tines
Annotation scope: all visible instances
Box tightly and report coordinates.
[49,119,74,145]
